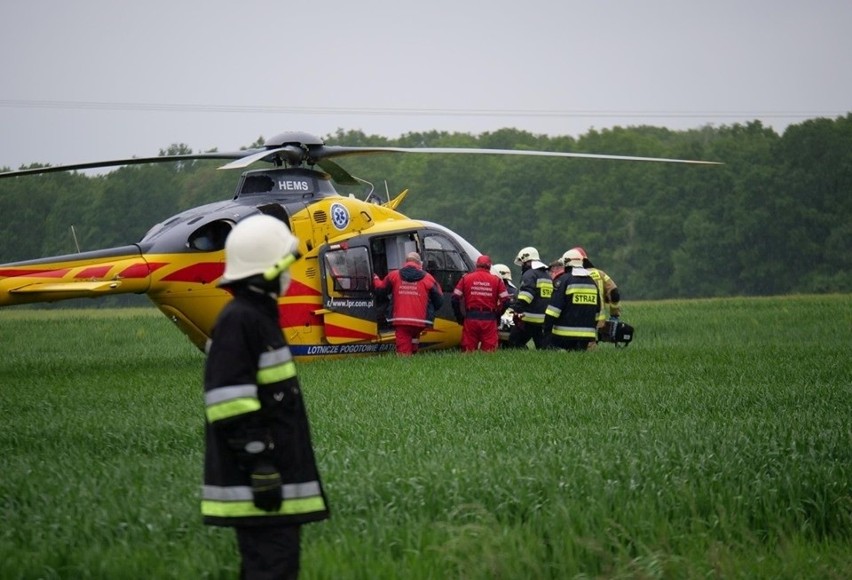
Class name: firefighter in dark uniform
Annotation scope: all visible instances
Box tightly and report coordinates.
[202,214,329,579]
[452,254,511,352]
[542,248,601,351]
[568,246,622,327]
[506,246,553,349]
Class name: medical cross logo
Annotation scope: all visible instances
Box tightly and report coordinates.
[330,203,350,230]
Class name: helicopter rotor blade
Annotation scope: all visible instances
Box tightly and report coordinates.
[316,159,360,186]
[0,151,254,179]
[0,132,721,182]
[216,147,295,170]
[318,146,723,165]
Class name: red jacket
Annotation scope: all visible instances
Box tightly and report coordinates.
[451,268,510,319]
[374,263,444,328]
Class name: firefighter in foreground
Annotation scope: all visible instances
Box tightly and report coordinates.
[542,249,602,351]
[202,214,329,579]
[452,254,511,352]
[506,246,553,349]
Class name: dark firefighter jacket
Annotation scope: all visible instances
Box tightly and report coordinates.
[202,287,329,527]
[544,266,601,339]
[374,262,444,327]
[510,262,553,325]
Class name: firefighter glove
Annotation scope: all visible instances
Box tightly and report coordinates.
[250,462,283,512]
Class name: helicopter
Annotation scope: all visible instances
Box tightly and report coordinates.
[0,131,719,361]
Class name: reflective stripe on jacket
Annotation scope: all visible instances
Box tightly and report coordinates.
[545,267,600,338]
[202,288,329,527]
[512,265,553,324]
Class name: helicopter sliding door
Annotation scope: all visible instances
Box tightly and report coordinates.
[318,243,380,345]
[317,227,474,350]
[369,228,471,329]
[369,233,419,333]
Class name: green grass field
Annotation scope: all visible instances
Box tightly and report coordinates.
[1,295,850,579]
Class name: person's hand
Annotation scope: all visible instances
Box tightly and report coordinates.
[250,462,283,512]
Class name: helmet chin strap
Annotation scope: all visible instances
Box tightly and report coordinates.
[242,249,299,299]
[263,251,301,281]
[246,281,279,300]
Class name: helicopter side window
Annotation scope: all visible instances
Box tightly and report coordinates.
[422,234,468,292]
[187,220,233,251]
[324,246,371,294]
[369,233,417,278]
[240,175,276,195]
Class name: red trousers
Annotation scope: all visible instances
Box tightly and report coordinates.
[460,319,499,352]
[394,325,423,356]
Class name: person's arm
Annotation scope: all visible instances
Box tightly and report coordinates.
[451,277,465,322]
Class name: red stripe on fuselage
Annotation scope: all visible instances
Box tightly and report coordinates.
[0,268,71,278]
[75,266,112,279]
[286,279,321,297]
[160,263,225,284]
[324,323,376,341]
[279,302,322,327]
[117,262,167,279]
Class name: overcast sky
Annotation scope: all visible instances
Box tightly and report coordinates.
[1,0,850,171]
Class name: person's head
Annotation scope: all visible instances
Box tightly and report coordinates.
[549,259,565,279]
[513,246,539,266]
[405,251,422,265]
[219,214,301,295]
[561,248,585,268]
[476,254,492,269]
[490,263,512,281]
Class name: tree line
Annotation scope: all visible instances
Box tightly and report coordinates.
[1,116,850,301]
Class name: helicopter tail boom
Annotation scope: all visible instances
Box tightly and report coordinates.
[0,245,151,307]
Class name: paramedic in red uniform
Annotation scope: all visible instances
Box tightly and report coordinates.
[451,255,511,352]
[373,251,444,356]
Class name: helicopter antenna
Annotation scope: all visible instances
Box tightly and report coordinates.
[70,225,81,253]
[384,180,391,203]
[353,176,382,205]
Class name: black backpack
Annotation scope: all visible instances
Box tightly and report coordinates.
[598,319,635,347]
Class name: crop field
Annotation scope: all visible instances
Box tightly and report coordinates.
[1,295,850,579]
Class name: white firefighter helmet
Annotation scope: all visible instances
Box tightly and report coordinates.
[513,246,540,266]
[491,263,512,281]
[570,246,589,259]
[561,248,585,268]
[219,214,300,286]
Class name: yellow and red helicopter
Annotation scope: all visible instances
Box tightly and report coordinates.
[0,131,717,360]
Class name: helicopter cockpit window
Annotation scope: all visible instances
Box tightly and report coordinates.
[187,220,233,252]
[324,246,371,294]
[240,175,276,195]
[422,233,468,292]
